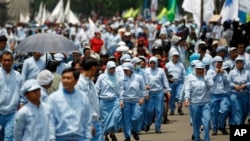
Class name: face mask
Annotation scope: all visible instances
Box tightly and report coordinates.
[135,65,141,70]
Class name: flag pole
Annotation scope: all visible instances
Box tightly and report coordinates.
[200,0,204,33]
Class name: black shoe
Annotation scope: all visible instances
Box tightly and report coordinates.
[110,134,117,141]
[211,131,217,136]
[178,109,184,115]
[191,134,195,140]
[144,125,150,132]
[155,130,162,134]
[163,117,170,124]
[105,136,109,141]
[192,134,200,140]
[132,131,140,140]
[169,111,174,115]
[124,137,130,141]
[219,128,228,135]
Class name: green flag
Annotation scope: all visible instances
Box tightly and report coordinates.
[247,14,250,22]
[167,0,177,22]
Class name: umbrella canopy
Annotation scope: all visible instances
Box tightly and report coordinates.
[15,33,77,53]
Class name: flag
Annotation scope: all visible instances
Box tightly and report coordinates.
[132,8,140,18]
[35,1,43,23]
[150,0,158,20]
[182,0,214,29]
[239,0,250,13]
[166,0,176,22]
[239,10,247,23]
[64,0,70,19]
[67,10,80,24]
[157,8,167,20]
[220,0,239,23]
[51,0,64,22]
[123,8,134,18]
[247,14,250,22]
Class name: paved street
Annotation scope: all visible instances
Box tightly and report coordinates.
[114,107,230,141]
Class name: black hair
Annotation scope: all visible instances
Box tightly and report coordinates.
[71,59,81,68]
[47,60,59,72]
[83,48,90,53]
[0,51,13,60]
[198,44,207,52]
[80,57,99,70]
[62,67,80,80]
[0,35,7,42]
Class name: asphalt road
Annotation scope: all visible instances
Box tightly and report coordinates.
[112,107,230,141]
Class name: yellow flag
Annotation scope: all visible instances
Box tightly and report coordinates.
[123,8,134,18]
[132,8,140,18]
[157,8,167,20]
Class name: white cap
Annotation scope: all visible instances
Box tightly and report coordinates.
[54,53,64,62]
[21,79,41,96]
[36,70,54,86]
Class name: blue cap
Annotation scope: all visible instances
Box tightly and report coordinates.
[216,46,227,53]
[122,62,134,72]
[131,57,142,65]
[120,54,131,62]
[195,62,205,69]
[245,46,250,53]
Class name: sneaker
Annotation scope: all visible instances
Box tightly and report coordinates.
[178,109,184,115]
[132,131,139,140]
[144,125,150,132]
[219,128,228,135]
[169,111,174,115]
[110,134,117,141]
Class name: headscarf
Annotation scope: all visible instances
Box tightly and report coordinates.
[103,61,119,91]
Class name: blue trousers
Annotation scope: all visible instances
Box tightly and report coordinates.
[137,103,146,132]
[230,93,249,125]
[146,92,164,131]
[190,103,210,141]
[210,94,230,131]
[91,120,104,141]
[99,98,122,134]
[0,112,15,141]
[122,101,142,138]
[169,82,183,112]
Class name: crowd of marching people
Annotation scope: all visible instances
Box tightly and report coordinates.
[1,16,250,141]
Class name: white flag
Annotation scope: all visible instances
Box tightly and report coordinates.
[51,0,64,22]
[182,0,214,28]
[220,0,239,23]
[35,1,43,23]
[65,0,70,21]
[239,0,250,13]
[68,10,80,24]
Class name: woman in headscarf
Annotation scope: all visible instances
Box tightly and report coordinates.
[184,62,214,141]
[207,56,230,135]
[95,61,122,141]
[228,56,250,125]
[119,62,146,141]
